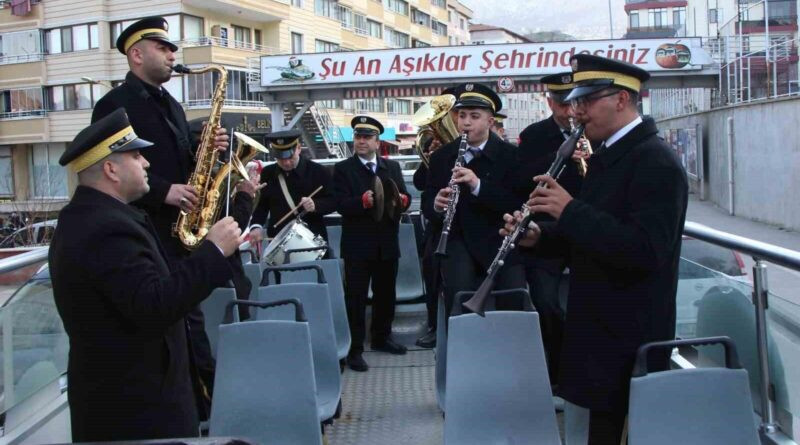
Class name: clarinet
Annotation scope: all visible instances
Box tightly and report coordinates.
[435,132,469,256]
[462,124,584,316]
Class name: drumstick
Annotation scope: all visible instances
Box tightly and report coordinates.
[275,186,323,227]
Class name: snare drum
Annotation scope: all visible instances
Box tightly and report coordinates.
[263,220,327,266]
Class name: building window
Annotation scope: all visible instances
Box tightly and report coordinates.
[45,23,99,54]
[738,3,749,21]
[431,20,447,36]
[315,39,340,52]
[629,10,639,28]
[448,10,452,22]
[709,8,721,24]
[367,19,382,38]
[254,30,262,46]
[673,7,686,26]
[291,0,303,6]
[315,0,336,18]
[185,69,253,104]
[412,38,430,48]
[0,30,43,63]
[47,83,105,111]
[0,146,13,197]
[412,8,431,27]
[384,28,409,48]
[110,14,192,47]
[431,0,445,8]
[183,15,204,40]
[232,25,251,48]
[384,0,409,16]
[336,5,353,29]
[354,14,368,35]
[386,98,411,115]
[648,8,667,28]
[317,99,341,109]
[344,98,384,113]
[30,143,67,199]
[291,32,304,54]
[459,18,465,30]
[162,75,184,103]
[0,88,45,117]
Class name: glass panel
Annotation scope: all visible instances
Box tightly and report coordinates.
[162,76,183,103]
[61,28,73,53]
[75,84,91,109]
[1,30,42,59]
[47,144,67,197]
[0,153,13,196]
[91,84,107,106]
[30,144,49,197]
[47,29,61,54]
[49,86,64,111]
[291,32,303,54]
[89,24,99,49]
[72,25,89,51]
[163,15,180,41]
[63,86,76,110]
[183,15,203,40]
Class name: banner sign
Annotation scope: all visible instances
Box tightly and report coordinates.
[260,38,707,87]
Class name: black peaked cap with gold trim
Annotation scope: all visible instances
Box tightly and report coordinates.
[541,72,575,103]
[566,54,650,101]
[351,115,384,136]
[116,16,178,55]
[453,83,502,113]
[60,108,153,173]
[265,130,301,160]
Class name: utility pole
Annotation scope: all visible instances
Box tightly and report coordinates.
[608,0,614,39]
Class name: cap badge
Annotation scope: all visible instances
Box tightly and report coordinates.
[570,59,579,71]
[465,84,474,92]
[360,117,367,123]
[561,75,571,83]
[163,21,169,31]
[276,138,284,144]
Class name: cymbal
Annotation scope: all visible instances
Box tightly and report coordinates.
[383,178,402,223]
[371,175,385,222]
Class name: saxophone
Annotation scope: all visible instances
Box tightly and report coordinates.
[173,63,228,249]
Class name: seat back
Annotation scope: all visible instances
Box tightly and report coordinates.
[326,225,342,259]
[444,311,559,444]
[256,283,342,421]
[210,318,322,445]
[628,336,759,445]
[280,259,351,360]
[200,287,236,358]
[242,263,261,301]
[396,223,424,301]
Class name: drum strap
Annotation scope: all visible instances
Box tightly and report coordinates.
[277,174,298,216]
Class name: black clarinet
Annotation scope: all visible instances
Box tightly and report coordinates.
[463,124,585,316]
[435,132,469,256]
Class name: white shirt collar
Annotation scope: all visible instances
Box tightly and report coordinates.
[604,116,643,148]
[358,154,377,167]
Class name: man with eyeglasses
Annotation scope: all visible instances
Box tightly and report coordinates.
[503,54,688,444]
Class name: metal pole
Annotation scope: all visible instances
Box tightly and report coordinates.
[608,0,614,39]
[752,260,777,433]
[765,0,771,98]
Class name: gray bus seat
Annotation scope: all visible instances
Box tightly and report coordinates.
[628,336,759,445]
[200,287,236,358]
[242,263,261,302]
[368,223,424,302]
[256,283,342,422]
[210,299,322,445]
[444,310,558,444]
[326,225,342,259]
[436,289,533,412]
[279,260,351,361]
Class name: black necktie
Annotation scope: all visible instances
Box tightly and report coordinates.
[366,161,375,174]
[468,147,481,163]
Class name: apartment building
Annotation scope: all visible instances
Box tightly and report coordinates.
[0,0,468,210]
[446,0,471,45]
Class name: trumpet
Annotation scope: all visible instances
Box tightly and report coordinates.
[434,132,468,256]
[570,117,593,177]
[462,125,584,316]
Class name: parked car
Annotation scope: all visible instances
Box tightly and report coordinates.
[0,220,58,248]
[680,236,747,277]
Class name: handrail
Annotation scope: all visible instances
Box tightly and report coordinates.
[0,247,48,275]
[684,221,800,270]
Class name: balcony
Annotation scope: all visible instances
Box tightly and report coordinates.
[181,37,284,67]
[182,0,289,23]
[625,24,686,38]
[0,114,47,145]
[624,0,686,12]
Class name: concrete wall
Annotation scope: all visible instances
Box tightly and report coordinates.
[658,96,800,231]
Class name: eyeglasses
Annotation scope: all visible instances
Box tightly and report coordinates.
[570,90,621,111]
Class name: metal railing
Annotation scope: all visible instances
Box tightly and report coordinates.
[0,53,44,65]
[309,104,350,158]
[186,99,267,109]
[0,110,47,120]
[178,37,283,55]
[683,221,797,436]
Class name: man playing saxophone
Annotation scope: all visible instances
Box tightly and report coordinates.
[91,16,256,419]
[423,83,525,319]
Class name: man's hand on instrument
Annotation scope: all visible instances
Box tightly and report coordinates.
[361,190,374,209]
[434,187,451,213]
[300,197,315,212]
[451,166,479,191]
[429,138,442,153]
[236,176,264,199]
[206,216,245,257]
[201,121,229,153]
[166,184,199,212]
[248,227,264,245]
[529,175,573,220]
[400,193,409,209]
[499,211,541,248]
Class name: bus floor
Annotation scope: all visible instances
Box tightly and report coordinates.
[326,310,567,444]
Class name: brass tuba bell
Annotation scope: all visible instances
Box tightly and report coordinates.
[413,94,459,167]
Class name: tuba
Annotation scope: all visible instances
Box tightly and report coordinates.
[413,94,459,167]
[173,63,228,249]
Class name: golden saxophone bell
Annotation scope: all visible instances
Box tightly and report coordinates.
[569,117,592,177]
[413,94,459,167]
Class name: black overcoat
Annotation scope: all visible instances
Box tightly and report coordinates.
[49,186,232,442]
[534,118,688,411]
[516,115,584,198]
[422,132,523,269]
[251,157,336,239]
[333,155,410,260]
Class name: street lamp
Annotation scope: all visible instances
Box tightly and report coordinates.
[81,76,112,88]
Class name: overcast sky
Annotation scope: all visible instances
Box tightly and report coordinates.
[461,0,628,40]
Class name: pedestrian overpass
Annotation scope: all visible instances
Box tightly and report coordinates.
[246,37,719,156]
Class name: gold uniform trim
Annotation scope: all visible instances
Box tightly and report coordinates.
[354,123,381,133]
[545,83,576,92]
[459,92,496,111]
[573,71,642,92]
[124,28,170,53]
[270,140,300,150]
[70,126,135,173]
